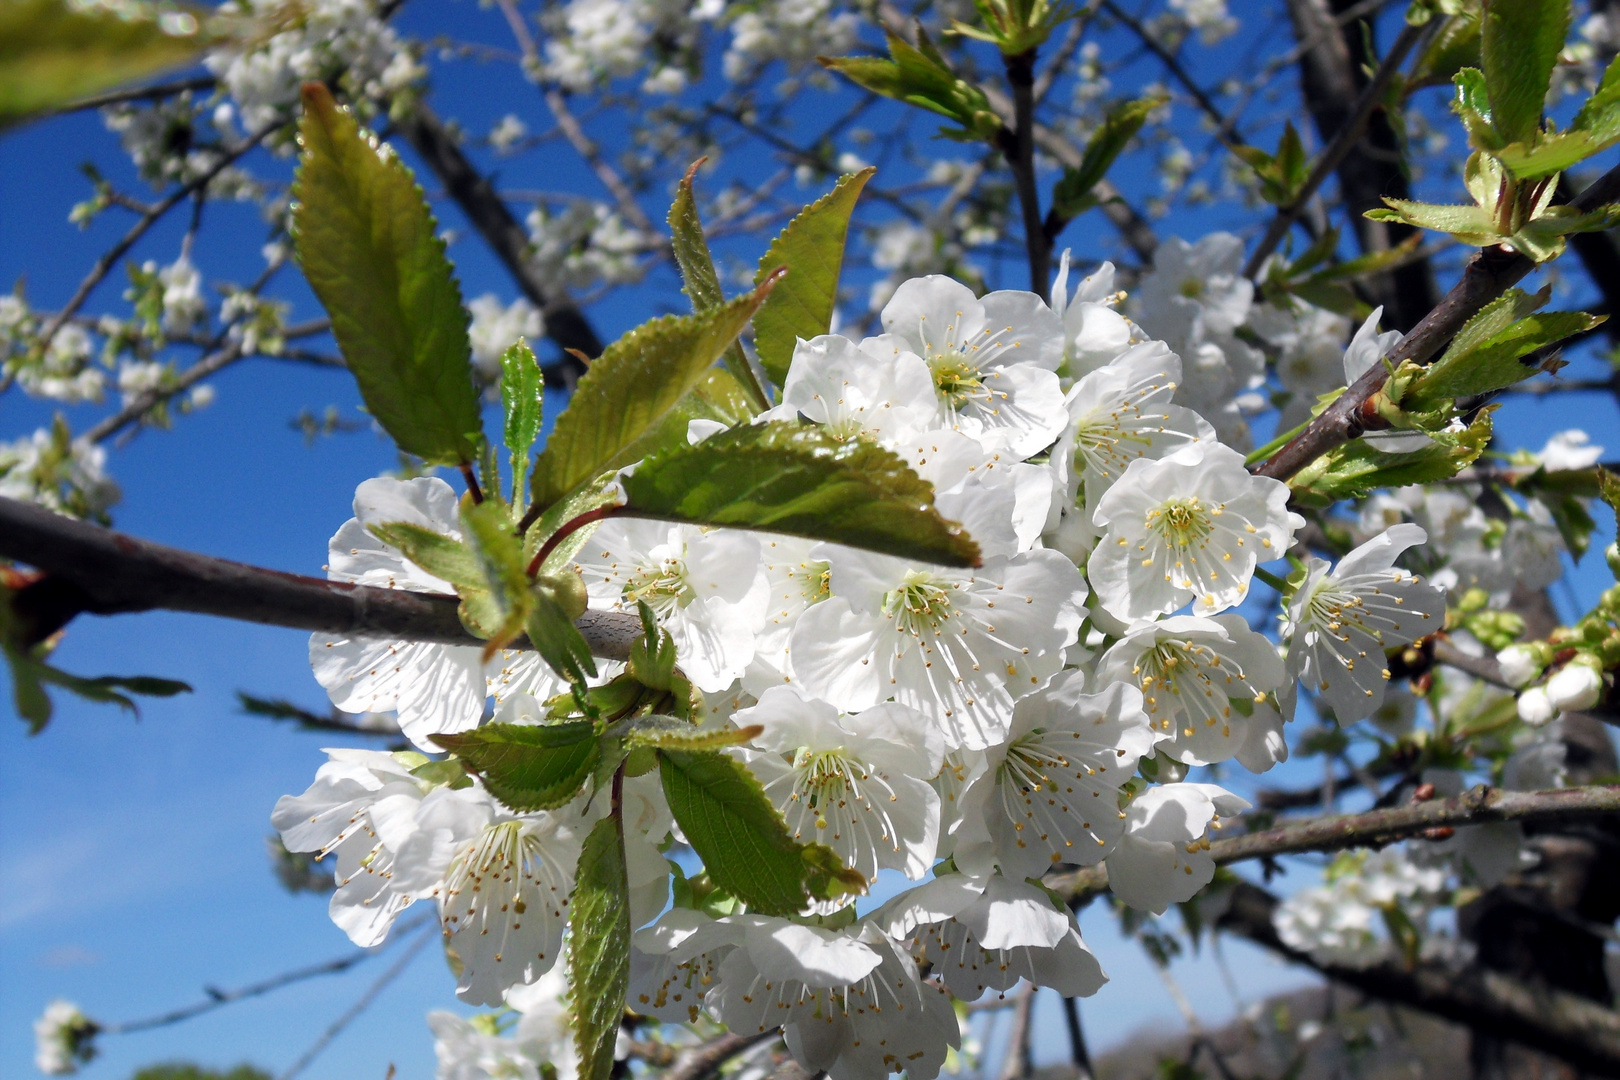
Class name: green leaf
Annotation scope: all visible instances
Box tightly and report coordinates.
[527,580,598,692]
[529,281,779,510]
[1366,197,1497,241]
[1289,407,1495,506]
[618,420,982,567]
[433,721,599,811]
[1496,130,1620,181]
[1410,309,1604,405]
[1596,466,1620,520]
[366,521,481,587]
[1574,53,1620,137]
[618,714,764,751]
[627,601,680,692]
[1480,0,1567,146]
[1450,67,1499,149]
[750,169,874,389]
[3,646,190,733]
[291,83,483,466]
[501,340,544,507]
[658,748,865,916]
[0,0,217,129]
[1232,120,1309,206]
[570,814,630,1080]
[1409,11,1481,92]
[1051,94,1164,219]
[459,499,533,654]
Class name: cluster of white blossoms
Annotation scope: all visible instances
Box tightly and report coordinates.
[275,265,1456,1080]
[467,295,546,382]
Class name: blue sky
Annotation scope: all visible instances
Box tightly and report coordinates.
[4,4,1620,1079]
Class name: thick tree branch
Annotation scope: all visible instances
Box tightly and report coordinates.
[1048,784,1620,901]
[1253,159,1620,482]
[1215,881,1620,1076]
[394,101,600,385]
[0,496,642,660]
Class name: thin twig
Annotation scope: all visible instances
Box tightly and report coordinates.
[276,926,432,1080]
[1253,159,1620,482]
[1242,18,1433,279]
[1001,48,1052,298]
[106,912,434,1035]
[35,120,282,356]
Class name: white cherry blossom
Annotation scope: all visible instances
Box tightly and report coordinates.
[310,476,490,751]
[1089,442,1300,621]
[707,916,960,1080]
[1057,340,1214,511]
[1104,782,1249,914]
[1095,614,1286,769]
[735,687,943,886]
[573,519,768,693]
[953,673,1155,878]
[788,548,1086,751]
[1280,524,1445,724]
[764,333,942,445]
[878,872,1107,1000]
[879,275,1067,457]
[1342,308,1431,453]
[271,747,430,946]
[1051,253,1134,381]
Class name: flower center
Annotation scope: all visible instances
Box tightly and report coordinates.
[623,557,690,617]
[1179,278,1204,300]
[1000,730,1067,792]
[1146,497,1212,549]
[881,572,956,636]
[929,354,987,411]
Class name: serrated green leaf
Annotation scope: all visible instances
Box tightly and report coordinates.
[1052,94,1163,219]
[1481,0,1567,147]
[570,813,630,1080]
[1367,197,1497,239]
[669,163,765,411]
[0,0,217,129]
[530,282,778,510]
[461,499,532,655]
[627,601,679,691]
[614,713,763,750]
[1409,11,1481,92]
[367,521,482,587]
[292,83,483,466]
[1439,287,1547,363]
[618,420,982,567]
[659,748,863,916]
[1497,129,1620,180]
[433,721,599,811]
[502,340,544,507]
[1574,52,1620,137]
[1289,407,1495,506]
[751,169,874,387]
[528,581,598,691]
[1596,466,1620,519]
[1450,67,1499,149]
[1410,309,1604,405]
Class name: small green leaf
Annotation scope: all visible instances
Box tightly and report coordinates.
[529,281,779,510]
[1450,67,1499,150]
[0,0,217,129]
[618,420,982,567]
[367,521,481,587]
[627,601,680,692]
[292,83,484,466]
[1480,0,1567,146]
[433,721,599,811]
[1596,466,1620,520]
[1289,407,1495,506]
[3,646,189,733]
[527,580,598,692]
[751,168,875,388]
[658,748,864,916]
[1051,94,1164,219]
[1366,197,1497,241]
[461,499,533,654]
[1410,309,1604,405]
[570,814,630,1080]
[502,340,544,507]
[1574,53,1620,137]
[669,162,766,411]
[619,714,764,751]
[1409,11,1481,92]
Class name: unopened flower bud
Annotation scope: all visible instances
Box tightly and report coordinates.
[1517,685,1557,727]
[1546,659,1604,713]
[1607,541,1620,581]
[1496,644,1544,688]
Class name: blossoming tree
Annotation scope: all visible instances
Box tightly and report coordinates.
[9,0,1620,1077]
